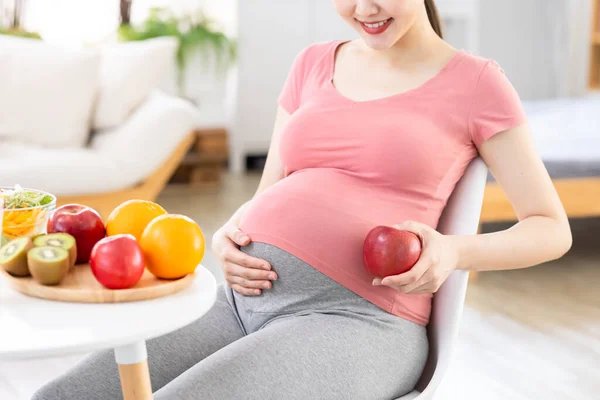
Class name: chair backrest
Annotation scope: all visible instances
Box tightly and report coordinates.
[413,157,488,398]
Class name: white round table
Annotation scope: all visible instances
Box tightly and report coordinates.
[0,265,217,399]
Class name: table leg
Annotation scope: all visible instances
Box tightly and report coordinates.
[114,341,153,400]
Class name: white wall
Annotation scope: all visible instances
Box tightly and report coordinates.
[477,0,592,100]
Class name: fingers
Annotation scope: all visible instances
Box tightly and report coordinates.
[373,221,447,295]
[392,220,428,239]
[372,277,383,286]
[373,255,436,293]
[378,256,431,287]
[223,262,278,296]
[230,283,262,296]
[228,275,272,290]
[379,268,442,294]
[214,225,270,270]
[223,262,278,282]
[403,271,442,294]
[226,227,252,247]
[224,247,272,271]
[398,270,435,293]
[214,225,277,297]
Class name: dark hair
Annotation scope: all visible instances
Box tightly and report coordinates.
[425,0,443,38]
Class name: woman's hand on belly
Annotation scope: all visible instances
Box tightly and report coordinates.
[212,222,278,296]
[372,221,459,295]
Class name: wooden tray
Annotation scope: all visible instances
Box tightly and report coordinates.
[0,264,194,303]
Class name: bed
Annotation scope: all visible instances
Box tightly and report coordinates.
[480,94,600,223]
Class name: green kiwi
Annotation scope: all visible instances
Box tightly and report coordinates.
[0,234,9,248]
[33,233,77,270]
[0,237,33,276]
[27,246,70,286]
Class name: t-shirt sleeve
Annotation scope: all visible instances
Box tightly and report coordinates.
[468,60,527,148]
[278,46,313,114]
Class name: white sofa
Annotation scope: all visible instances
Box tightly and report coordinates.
[0,35,200,198]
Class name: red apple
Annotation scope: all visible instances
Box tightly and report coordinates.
[90,234,145,289]
[363,225,422,278]
[47,204,106,264]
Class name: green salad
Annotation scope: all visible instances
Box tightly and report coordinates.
[0,185,54,210]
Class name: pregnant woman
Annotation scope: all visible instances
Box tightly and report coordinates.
[34,0,572,399]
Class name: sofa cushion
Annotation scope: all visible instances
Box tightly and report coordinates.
[0,140,121,195]
[92,37,179,130]
[90,90,200,187]
[0,35,100,148]
[0,91,200,196]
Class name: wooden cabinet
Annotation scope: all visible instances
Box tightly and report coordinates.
[590,0,600,89]
[170,129,229,187]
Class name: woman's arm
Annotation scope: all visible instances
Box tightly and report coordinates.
[454,123,572,271]
[374,123,572,293]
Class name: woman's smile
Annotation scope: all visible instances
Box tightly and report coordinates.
[356,17,394,35]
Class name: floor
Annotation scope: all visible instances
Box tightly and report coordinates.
[1,172,599,399]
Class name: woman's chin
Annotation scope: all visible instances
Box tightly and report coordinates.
[355,27,400,51]
[359,35,397,51]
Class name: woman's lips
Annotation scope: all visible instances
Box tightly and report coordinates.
[357,18,393,35]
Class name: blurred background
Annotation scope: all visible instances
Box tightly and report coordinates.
[1,0,599,399]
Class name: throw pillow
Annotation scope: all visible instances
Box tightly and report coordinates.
[92,36,179,130]
[0,35,100,148]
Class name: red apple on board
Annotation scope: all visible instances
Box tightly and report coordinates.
[90,234,145,289]
[47,204,106,264]
[363,225,422,277]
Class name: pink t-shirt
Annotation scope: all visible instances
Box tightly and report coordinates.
[239,40,526,326]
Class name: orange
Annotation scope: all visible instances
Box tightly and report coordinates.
[106,200,167,242]
[139,214,205,279]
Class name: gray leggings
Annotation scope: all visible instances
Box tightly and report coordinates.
[32,242,428,400]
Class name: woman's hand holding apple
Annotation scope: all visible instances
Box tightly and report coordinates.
[366,221,460,295]
[212,221,278,296]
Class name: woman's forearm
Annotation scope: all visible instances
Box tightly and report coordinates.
[453,216,572,272]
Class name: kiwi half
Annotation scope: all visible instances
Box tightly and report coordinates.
[0,237,33,276]
[34,233,77,270]
[27,246,70,286]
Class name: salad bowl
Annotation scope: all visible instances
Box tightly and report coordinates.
[1,185,56,241]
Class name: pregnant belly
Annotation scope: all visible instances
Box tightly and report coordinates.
[237,171,435,325]
[238,171,430,281]
[233,242,369,316]
[239,188,373,280]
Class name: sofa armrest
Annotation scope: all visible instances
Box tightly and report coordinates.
[90,90,200,187]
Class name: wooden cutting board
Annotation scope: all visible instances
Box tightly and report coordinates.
[0,264,194,303]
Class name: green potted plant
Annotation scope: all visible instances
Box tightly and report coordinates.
[117,7,237,99]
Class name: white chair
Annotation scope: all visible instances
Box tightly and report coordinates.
[397,157,489,400]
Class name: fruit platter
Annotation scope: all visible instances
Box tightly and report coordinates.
[0,186,205,303]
